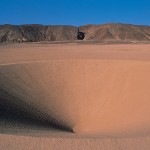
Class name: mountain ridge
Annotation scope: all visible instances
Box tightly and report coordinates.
[0,23,150,43]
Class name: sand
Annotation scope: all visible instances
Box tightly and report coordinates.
[0,43,150,149]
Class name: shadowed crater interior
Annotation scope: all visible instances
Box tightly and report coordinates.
[0,88,73,133]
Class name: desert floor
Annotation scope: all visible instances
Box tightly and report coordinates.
[0,42,150,150]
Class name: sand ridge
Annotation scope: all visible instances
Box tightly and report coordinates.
[1,44,150,66]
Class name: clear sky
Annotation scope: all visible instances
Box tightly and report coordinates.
[0,0,150,26]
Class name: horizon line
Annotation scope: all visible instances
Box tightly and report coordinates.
[0,22,150,27]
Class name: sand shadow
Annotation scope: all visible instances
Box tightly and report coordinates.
[0,87,73,134]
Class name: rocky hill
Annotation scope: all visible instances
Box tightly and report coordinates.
[80,23,150,41]
[0,23,150,43]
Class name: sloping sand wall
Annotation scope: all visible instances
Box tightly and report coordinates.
[0,60,150,134]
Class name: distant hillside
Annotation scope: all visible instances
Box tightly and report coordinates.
[80,23,150,41]
[0,23,150,43]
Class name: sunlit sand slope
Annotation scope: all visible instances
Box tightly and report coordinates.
[0,59,150,134]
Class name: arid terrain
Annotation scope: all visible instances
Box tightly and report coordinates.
[1,23,150,43]
[0,42,150,149]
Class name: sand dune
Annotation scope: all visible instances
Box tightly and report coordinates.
[1,59,150,134]
[0,43,150,149]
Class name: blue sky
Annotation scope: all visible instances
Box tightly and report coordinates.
[0,0,150,26]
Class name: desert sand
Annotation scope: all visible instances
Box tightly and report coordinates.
[0,42,150,149]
